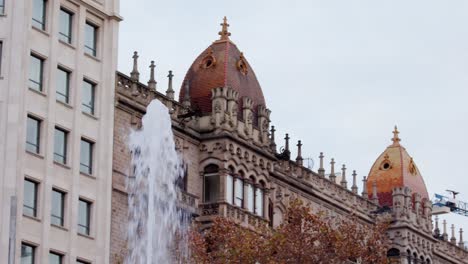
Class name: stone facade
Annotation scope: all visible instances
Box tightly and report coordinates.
[109,20,468,264]
[0,0,121,263]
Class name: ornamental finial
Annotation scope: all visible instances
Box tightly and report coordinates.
[392,125,401,145]
[218,16,231,40]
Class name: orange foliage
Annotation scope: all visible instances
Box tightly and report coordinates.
[188,199,390,264]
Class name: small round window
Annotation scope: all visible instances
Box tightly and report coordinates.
[382,163,390,170]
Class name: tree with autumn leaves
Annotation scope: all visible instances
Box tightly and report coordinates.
[187,199,390,264]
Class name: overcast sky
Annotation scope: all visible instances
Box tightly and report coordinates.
[118,0,468,238]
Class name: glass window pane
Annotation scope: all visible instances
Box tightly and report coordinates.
[226,175,233,204]
[49,252,62,264]
[51,190,64,226]
[82,80,95,115]
[54,128,67,164]
[78,199,90,235]
[255,188,263,217]
[21,244,35,264]
[59,9,72,43]
[56,68,69,103]
[204,174,219,203]
[80,139,92,174]
[23,180,37,217]
[32,0,46,30]
[247,184,254,212]
[26,116,40,153]
[84,23,96,56]
[235,179,243,207]
[0,0,5,15]
[29,55,43,91]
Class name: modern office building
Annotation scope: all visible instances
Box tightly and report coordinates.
[0,0,121,263]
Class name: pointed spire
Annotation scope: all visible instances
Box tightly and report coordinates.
[284,134,290,152]
[340,164,347,188]
[372,181,379,204]
[451,224,457,244]
[148,61,156,91]
[130,51,140,81]
[434,216,440,237]
[459,229,465,248]
[443,220,448,241]
[362,176,368,198]
[218,16,231,41]
[318,152,325,177]
[166,70,175,100]
[329,158,336,183]
[182,80,191,108]
[296,140,303,166]
[392,125,401,146]
[351,170,358,194]
[270,126,277,152]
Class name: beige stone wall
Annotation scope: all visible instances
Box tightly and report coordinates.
[0,0,121,263]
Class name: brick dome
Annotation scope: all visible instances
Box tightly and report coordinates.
[179,17,266,116]
[367,127,429,207]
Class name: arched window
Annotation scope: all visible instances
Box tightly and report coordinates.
[234,171,244,207]
[203,164,219,203]
[406,250,412,264]
[225,167,234,204]
[247,177,255,213]
[254,181,265,217]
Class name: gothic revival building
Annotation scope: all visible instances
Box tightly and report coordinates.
[111,18,468,263]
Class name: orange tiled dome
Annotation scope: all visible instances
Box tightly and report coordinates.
[367,127,429,207]
[179,17,266,116]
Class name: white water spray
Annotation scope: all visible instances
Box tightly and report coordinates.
[125,100,188,264]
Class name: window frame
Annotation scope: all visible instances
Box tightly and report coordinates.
[26,115,41,154]
[51,188,65,227]
[29,53,44,92]
[234,177,244,207]
[58,8,73,44]
[84,21,97,57]
[0,41,3,76]
[82,79,95,115]
[49,251,63,264]
[21,243,36,264]
[32,0,47,30]
[79,138,93,175]
[78,198,91,236]
[56,67,70,104]
[53,127,68,164]
[0,0,5,15]
[23,178,38,218]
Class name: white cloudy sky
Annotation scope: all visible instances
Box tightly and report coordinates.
[118,0,468,238]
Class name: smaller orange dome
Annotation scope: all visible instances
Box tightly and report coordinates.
[367,127,429,207]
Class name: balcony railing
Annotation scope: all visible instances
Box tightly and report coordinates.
[199,202,268,228]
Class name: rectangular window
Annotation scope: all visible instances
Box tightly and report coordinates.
[247,183,254,213]
[84,22,97,56]
[59,8,72,44]
[21,243,35,264]
[226,174,233,204]
[0,0,5,15]
[56,67,70,103]
[78,199,91,235]
[51,189,65,226]
[80,139,93,175]
[82,80,95,115]
[255,188,263,217]
[49,252,63,264]
[23,179,38,217]
[29,54,44,92]
[203,173,219,203]
[53,127,67,164]
[26,116,40,154]
[32,0,46,30]
[234,178,243,207]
